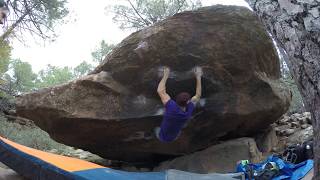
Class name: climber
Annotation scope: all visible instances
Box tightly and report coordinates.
[155,66,202,142]
[0,0,8,25]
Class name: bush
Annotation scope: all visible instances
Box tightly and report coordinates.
[0,115,66,151]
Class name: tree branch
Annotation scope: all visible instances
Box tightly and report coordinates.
[127,0,151,26]
[176,0,186,13]
[0,9,29,41]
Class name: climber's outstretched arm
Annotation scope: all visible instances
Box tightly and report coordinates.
[157,67,171,105]
[191,67,202,104]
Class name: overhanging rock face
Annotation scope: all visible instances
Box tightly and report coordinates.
[16,5,291,163]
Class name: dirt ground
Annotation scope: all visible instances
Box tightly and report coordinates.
[0,164,24,180]
[302,169,313,180]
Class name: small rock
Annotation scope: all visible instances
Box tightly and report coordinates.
[290,122,300,128]
[279,0,304,15]
[303,112,311,117]
[301,124,309,129]
[140,168,151,172]
[298,117,308,125]
[79,153,90,159]
[48,149,58,154]
[278,118,289,125]
[280,115,290,122]
[309,7,319,18]
[289,113,300,122]
[122,166,139,172]
[284,129,295,136]
[297,0,318,4]
[292,113,301,117]
[66,147,75,151]
[8,110,16,116]
[271,147,279,152]
[74,149,84,154]
[275,124,290,131]
[303,112,312,124]
[287,127,313,146]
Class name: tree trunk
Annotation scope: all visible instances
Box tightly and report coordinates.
[245,0,320,178]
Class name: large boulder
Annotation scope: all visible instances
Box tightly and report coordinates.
[16,5,291,163]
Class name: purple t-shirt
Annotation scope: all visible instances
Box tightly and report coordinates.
[159,100,195,142]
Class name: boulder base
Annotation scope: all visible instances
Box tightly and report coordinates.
[154,138,262,173]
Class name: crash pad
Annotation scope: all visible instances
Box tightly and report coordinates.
[0,136,244,180]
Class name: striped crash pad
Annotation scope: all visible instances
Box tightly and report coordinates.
[0,136,245,180]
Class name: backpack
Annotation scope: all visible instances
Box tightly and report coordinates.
[282,139,313,164]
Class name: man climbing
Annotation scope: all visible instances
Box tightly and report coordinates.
[155,66,202,142]
[0,0,8,25]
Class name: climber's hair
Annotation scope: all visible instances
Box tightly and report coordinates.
[175,92,191,107]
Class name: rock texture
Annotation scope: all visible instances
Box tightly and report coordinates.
[245,0,320,177]
[16,5,290,163]
[154,138,262,173]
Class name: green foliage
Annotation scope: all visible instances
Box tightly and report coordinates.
[0,41,11,78]
[35,65,75,89]
[10,59,37,93]
[36,0,69,28]
[0,115,106,163]
[91,40,115,63]
[1,59,37,95]
[110,0,202,30]
[35,61,95,88]
[0,115,66,151]
[1,60,95,93]
[1,0,69,41]
[74,61,94,78]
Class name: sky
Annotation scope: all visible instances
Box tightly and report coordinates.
[11,0,250,72]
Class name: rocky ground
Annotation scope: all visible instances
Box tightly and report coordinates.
[274,112,313,147]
